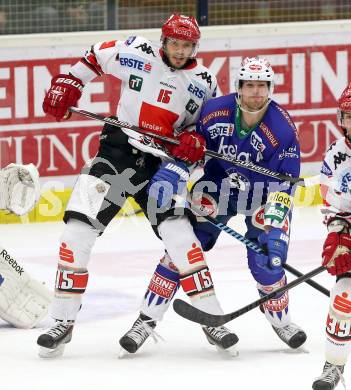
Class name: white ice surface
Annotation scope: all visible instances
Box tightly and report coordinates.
[0,207,341,390]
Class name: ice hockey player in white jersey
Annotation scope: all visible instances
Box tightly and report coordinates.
[312,83,351,390]
[37,13,238,358]
[0,163,51,329]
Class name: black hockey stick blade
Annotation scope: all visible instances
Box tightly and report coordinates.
[173,265,326,327]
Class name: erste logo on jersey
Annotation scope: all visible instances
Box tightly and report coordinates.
[250,131,266,153]
[340,171,351,193]
[207,123,234,139]
[250,131,266,162]
[188,80,206,100]
[119,54,152,73]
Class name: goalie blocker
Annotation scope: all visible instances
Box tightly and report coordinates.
[0,245,52,328]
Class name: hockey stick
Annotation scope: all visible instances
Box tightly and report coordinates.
[198,211,330,297]
[68,107,318,187]
[173,265,326,327]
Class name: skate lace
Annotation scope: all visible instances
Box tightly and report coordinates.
[273,323,298,341]
[316,363,346,390]
[46,323,70,338]
[129,318,164,345]
[206,326,230,340]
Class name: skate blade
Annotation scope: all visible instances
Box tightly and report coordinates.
[38,344,65,358]
[118,347,130,359]
[214,344,239,357]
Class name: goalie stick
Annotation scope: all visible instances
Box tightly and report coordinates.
[68,107,319,187]
[173,265,326,327]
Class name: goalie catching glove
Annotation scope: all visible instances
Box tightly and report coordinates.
[0,163,40,215]
[0,246,52,328]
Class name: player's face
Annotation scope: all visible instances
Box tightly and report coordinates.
[240,81,269,111]
[341,111,351,135]
[164,38,194,69]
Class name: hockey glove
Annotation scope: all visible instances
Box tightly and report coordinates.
[258,228,289,270]
[148,161,189,208]
[43,74,83,121]
[168,131,206,164]
[322,232,351,276]
[0,163,40,215]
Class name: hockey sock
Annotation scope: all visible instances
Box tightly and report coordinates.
[140,255,180,321]
[257,276,291,327]
[51,219,99,322]
[325,277,351,365]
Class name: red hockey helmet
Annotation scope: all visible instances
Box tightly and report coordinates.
[337,83,351,128]
[161,14,200,57]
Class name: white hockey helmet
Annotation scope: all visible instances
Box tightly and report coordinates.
[235,57,275,96]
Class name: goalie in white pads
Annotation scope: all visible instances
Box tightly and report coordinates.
[0,163,52,329]
[312,83,351,390]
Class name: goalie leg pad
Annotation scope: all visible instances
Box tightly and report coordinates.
[325,277,351,365]
[0,246,52,328]
[140,254,180,321]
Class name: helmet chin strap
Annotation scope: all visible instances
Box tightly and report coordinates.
[235,95,271,115]
[343,127,351,143]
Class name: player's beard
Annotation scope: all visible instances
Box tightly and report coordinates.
[242,96,268,112]
[169,56,187,69]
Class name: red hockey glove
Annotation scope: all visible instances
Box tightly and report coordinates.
[168,131,206,164]
[322,232,351,275]
[42,74,83,121]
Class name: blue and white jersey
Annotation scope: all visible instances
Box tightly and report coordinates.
[196,93,300,211]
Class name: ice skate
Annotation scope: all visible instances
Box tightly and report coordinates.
[202,325,239,356]
[119,313,158,354]
[37,320,74,358]
[272,322,307,349]
[312,361,345,390]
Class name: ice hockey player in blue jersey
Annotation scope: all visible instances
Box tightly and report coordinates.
[120,57,307,354]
